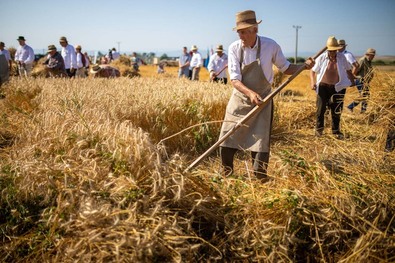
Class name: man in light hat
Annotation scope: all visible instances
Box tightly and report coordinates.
[347,48,376,113]
[59,36,77,78]
[338,39,359,75]
[310,36,355,139]
[15,36,35,77]
[43,45,67,78]
[219,10,315,181]
[189,45,202,81]
[208,44,228,84]
[90,64,120,78]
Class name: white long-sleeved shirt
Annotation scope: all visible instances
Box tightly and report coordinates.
[208,52,228,78]
[15,44,35,64]
[228,36,290,84]
[61,44,77,69]
[76,53,85,68]
[190,52,202,69]
[340,50,357,66]
[312,51,352,92]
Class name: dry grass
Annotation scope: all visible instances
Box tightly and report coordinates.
[0,66,394,262]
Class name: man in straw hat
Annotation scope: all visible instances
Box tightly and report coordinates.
[90,64,120,78]
[189,45,202,81]
[75,45,87,78]
[338,39,359,75]
[208,44,228,84]
[347,48,376,113]
[310,36,355,139]
[15,36,35,77]
[43,44,67,78]
[219,10,315,181]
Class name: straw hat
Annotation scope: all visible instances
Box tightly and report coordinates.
[338,39,347,46]
[326,36,342,51]
[365,48,376,55]
[17,36,26,41]
[59,36,68,42]
[75,45,82,50]
[233,10,262,31]
[47,45,57,53]
[216,45,224,52]
[90,64,102,74]
[191,45,198,51]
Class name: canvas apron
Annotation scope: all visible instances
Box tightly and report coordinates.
[219,38,273,152]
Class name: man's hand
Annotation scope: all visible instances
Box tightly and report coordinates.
[304,57,315,70]
[249,91,263,105]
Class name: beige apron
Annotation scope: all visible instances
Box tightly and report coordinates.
[219,38,273,152]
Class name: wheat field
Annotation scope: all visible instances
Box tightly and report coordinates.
[0,64,394,262]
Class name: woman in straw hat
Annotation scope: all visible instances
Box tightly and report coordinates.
[219,10,315,181]
[310,36,355,139]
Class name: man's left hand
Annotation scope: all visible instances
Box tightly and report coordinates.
[304,57,315,70]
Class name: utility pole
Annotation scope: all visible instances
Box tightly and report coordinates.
[293,25,302,64]
[117,42,121,53]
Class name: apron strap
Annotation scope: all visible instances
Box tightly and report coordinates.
[239,36,261,68]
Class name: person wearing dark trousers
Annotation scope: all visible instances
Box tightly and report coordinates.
[347,48,376,113]
[310,36,355,139]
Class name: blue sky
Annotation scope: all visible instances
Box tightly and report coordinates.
[1,0,394,57]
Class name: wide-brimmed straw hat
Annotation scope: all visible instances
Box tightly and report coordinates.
[233,10,262,31]
[75,45,82,50]
[216,45,224,52]
[365,48,376,55]
[326,36,342,51]
[17,36,26,41]
[191,45,198,51]
[90,64,102,74]
[47,44,57,53]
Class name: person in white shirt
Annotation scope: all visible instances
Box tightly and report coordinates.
[338,39,359,76]
[75,45,87,78]
[219,10,314,180]
[15,36,35,77]
[59,36,77,78]
[310,36,355,139]
[0,42,12,70]
[208,44,228,84]
[189,45,202,80]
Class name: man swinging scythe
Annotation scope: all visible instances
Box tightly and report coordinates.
[186,10,321,182]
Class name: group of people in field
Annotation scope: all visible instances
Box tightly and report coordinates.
[207,10,392,181]
[0,36,138,82]
[0,10,393,177]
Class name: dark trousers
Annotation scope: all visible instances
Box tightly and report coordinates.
[385,125,395,152]
[66,68,76,78]
[316,83,346,134]
[220,147,269,179]
[213,77,228,85]
[347,79,370,112]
